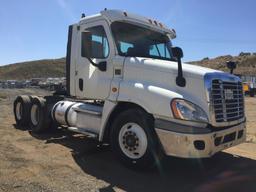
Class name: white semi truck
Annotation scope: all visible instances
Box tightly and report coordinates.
[13,10,246,169]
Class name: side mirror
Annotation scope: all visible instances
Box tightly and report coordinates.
[226,61,236,74]
[172,47,183,59]
[81,31,92,58]
[98,61,107,71]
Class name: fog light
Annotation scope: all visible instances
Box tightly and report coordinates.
[194,140,205,150]
[214,137,222,146]
[238,130,243,139]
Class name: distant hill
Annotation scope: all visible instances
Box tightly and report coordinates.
[0,53,255,80]
[0,58,65,80]
[189,54,256,75]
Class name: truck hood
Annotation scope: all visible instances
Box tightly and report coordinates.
[122,57,240,121]
[126,57,221,80]
[123,57,225,115]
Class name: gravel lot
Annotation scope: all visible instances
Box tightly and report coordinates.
[0,89,256,192]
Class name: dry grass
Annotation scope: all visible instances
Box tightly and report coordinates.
[0,92,7,100]
[0,89,256,192]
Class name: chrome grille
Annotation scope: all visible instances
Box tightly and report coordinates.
[211,79,244,123]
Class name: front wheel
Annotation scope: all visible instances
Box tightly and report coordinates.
[110,109,163,169]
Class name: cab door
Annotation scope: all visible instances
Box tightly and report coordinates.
[75,20,114,100]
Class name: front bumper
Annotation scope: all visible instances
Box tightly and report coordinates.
[155,120,246,158]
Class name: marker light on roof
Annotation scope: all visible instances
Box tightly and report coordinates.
[123,12,127,17]
[148,19,153,24]
[154,20,158,26]
[159,23,163,28]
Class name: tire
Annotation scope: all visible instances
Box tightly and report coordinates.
[110,108,163,169]
[13,95,32,128]
[29,97,51,133]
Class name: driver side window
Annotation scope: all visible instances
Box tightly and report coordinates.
[82,26,109,58]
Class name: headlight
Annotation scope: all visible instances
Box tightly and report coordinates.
[171,99,208,123]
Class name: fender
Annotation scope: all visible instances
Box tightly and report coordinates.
[99,100,117,141]
[98,82,183,141]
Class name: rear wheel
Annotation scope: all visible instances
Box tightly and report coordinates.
[31,103,40,127]
[110,108,163,169]
[30,97,51,133]
[13,95,32,128]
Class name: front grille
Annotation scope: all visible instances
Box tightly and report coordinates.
[211,80,244,123]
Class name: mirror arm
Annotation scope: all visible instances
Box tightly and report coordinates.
[87,57,98,68]
[176,58,186,87]
[86,57,107,72]
[171,47,186,87]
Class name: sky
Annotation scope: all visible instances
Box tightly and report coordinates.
[0,0,256,65]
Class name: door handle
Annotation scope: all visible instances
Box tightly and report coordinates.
[79,78,83,91]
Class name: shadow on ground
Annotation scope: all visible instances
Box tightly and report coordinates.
[28,128,256,192]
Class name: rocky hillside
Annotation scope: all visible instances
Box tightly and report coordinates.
[189,53,256,75]
[0,58,65,80]
[0,53,255,80]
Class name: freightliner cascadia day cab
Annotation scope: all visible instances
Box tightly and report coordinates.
[13,10,246,169]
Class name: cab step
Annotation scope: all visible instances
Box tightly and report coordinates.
[67,127,98,138]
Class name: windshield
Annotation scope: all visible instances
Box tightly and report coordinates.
[111,22,174,61]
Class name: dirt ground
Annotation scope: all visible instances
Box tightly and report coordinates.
[0,88,256,192]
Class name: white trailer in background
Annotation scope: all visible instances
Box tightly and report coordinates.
[13,10,246,169]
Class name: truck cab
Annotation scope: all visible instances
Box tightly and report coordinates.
[14,10,246,169]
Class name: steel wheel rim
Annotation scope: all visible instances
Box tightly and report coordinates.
[16,102,22,120]
[31,104,39,126]
[118,122,148,159]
